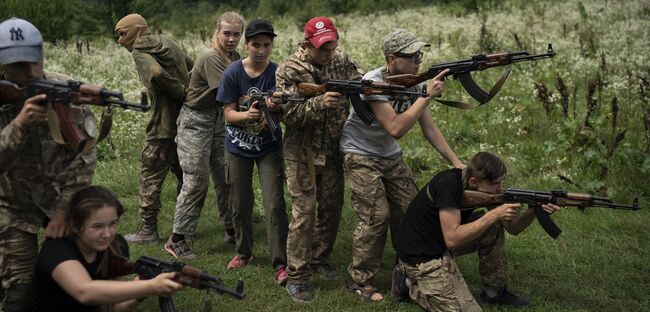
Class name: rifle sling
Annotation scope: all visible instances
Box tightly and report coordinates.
[47,106,113,153]
[97,108,113,144]
[434,65,512,110]
[297,131,316,190]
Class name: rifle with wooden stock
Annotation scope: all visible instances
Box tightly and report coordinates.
[386,44,556,109]
[297,79,427,125]
[0,79,148,152]
[108,255,245,312]
[242,90,303,140]
[461,188,640,239]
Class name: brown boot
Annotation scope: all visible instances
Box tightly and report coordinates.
[124,219,160,244]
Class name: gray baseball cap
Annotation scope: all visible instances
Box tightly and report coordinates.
[382,29,430,56]
[0,17,43,64]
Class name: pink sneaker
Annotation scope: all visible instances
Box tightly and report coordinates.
[275,266,288,286]
[227,255,252,270]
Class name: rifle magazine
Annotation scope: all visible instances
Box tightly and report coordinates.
[533,205,561,239]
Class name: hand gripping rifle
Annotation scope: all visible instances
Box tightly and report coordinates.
[386,44,556,109]
[297,79,428,125]
[0,79,149,153]
[460,188,640,239]
[108,255,245,312]
[241,91,304,140]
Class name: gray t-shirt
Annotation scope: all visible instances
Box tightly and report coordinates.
[340,67,424,158]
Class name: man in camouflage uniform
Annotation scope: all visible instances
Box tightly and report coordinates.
[393,152,561,311]
[0,18,96,312]
[275,16,363,302]
[115,14,192,244]
[165,12,244,259]
[341,29,464,302]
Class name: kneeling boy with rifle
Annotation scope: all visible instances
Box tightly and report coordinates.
[393,152,561,311]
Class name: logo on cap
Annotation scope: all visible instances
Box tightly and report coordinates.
[10,27,24,41]
[315,22,324,29]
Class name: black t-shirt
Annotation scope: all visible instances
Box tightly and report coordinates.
[395,168,476,266]
[28,238,102,312]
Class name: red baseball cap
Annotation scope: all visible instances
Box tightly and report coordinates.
[304,16,338,48]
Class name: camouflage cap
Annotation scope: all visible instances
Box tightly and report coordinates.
[382,29,430,56]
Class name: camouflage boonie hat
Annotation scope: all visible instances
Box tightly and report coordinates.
[382,29,430,56]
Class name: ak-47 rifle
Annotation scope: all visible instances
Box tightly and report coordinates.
[297,79,427,125]
[386,44,556,109]
[241,90,303,140]
[460,188,640,239]
[108,255,244,312]
[0,79,148,152]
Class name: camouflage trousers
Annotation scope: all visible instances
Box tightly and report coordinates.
[399,252,482,312]
[173,106,231,235]
[0,227,37,312]
[138,138,183,222]
[226,150,288,268]
[285,155,344,283]
[451,211,508,289]
[398,211,507,312]
[344,153,417,284]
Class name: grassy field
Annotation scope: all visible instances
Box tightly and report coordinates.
[42,0,650,311]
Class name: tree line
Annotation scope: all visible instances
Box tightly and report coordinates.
[0,0,506,42]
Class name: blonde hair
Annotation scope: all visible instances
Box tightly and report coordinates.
[210,11,244,49]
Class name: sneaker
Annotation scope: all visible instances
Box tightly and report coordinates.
[223,230,236,245]
[286,282,313,303]
[314,263,338,280]
[227,255,252,270]
[164,236,197,260]
[275,266,288,285]
[391,265,409,302]
[481,288,531,307]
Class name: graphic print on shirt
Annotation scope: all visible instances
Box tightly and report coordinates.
[227,86,267,151]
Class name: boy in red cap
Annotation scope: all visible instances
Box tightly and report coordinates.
[275,16,363,302]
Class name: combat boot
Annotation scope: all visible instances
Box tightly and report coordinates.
[124,219,160,244]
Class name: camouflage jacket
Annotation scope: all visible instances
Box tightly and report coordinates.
[132,34,193,140]
[0,71,96,234]
[275,46,363,164]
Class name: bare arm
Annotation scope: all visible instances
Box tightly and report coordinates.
[418,110,464,168]
[52,260,183,305]
[372,69,450,139]
[501,203,562,235]
[223,101,262,126]
[440,203,521,249]
[371,97,430,139]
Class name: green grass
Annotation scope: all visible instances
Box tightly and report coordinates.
[98,156,650,311]
[40,0,650,310]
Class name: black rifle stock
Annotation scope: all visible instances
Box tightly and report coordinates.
[243,91,303,140]
[387,44,556,109]
[461,188,640,239]
[297,79,427,125]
